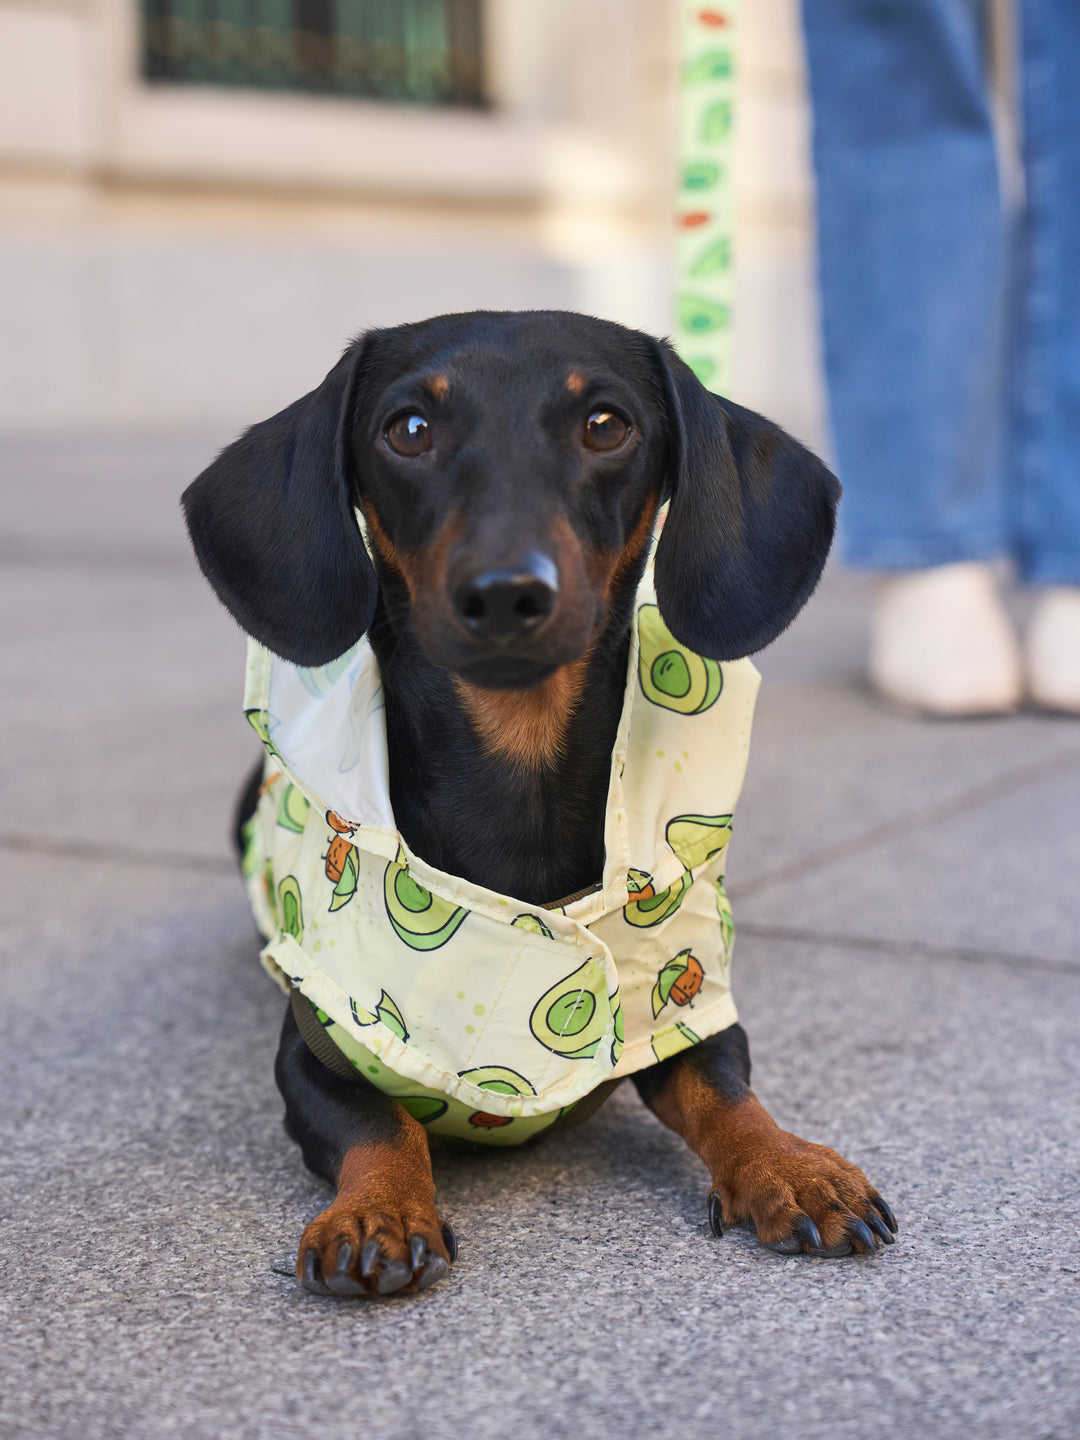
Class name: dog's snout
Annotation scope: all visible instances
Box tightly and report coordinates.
[452,554,559,644]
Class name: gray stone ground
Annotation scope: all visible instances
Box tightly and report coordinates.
[2,431,1078,1440]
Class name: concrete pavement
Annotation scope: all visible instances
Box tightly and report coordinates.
[2,431,1078,1440]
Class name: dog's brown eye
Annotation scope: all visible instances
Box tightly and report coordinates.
[386,413,431,457]
[584,410,629,452]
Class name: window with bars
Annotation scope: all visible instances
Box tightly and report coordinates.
[140,1,486,108]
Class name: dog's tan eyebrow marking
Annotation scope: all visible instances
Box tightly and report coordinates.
[426,374,451,401]
[566,370,586,395]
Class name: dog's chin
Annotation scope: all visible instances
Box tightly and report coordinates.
[451,655,562,691]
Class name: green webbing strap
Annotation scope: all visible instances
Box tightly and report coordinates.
[674,2,738,393]
[291,989,362,1083]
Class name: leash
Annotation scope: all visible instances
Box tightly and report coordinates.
[674,3,738,393]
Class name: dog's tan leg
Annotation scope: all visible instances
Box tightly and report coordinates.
[636,1025,897,1255]
[296,1117,455,1297]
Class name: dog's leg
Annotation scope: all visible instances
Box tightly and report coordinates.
[633,1024,897,1256]
[275,1007,455,1296]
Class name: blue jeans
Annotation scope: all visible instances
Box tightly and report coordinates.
[800,0,1080,583]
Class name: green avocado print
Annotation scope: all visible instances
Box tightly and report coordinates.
[638,604,722,714]
[459,1065,536,1097]
[682,160,720,191]
[714,877,735,956]
[512,913,553,939]
[624,866,691,928]
[611,1002,625,1066]
[651,949,705,1020]
[686,356,716,386]
[666,813,733,871]
[688,236,731,278]
[530,962,609,1059]
[328,845,359,912]
[278,876,303,941]
[384,846,467,950]
[244,708,282,762]
[399,1096,448,1124]
[349,989,408,1042]
[650,1021,701,1064]
[276,783,309,834]
[702,98,733,142]
[684,49,733,84]
[677,294,730,336]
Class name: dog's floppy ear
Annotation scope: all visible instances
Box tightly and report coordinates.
[650,339,840,660]
[182,343,375,667]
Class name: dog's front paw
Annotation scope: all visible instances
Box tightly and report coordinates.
[707,1130,897,1257]
[297,1203,456,1297]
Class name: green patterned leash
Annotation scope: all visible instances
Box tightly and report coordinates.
[674,3,737,392]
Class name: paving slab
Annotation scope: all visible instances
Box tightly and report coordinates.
[2,917,1077,1440]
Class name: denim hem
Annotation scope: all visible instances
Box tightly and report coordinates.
[839,535,1007,572]
[1017,553,1080,587]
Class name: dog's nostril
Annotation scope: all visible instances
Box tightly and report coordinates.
[453,556,559,642]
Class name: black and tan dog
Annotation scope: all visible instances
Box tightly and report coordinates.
[183,310,896,1297]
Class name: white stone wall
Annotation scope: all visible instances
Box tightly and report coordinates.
[0,0,824,447]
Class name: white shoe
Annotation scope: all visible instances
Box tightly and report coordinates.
[1027,587,1080,713]
[869,562,1023,716]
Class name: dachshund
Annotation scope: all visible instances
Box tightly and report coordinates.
[182,310,896,1298]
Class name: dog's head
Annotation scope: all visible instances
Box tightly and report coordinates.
[183,310,839,687]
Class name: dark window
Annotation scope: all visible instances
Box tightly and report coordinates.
[140,1,486,108]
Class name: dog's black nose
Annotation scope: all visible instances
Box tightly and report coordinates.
[453,555,558,643]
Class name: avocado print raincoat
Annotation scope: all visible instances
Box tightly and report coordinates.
[241,542,760,1145]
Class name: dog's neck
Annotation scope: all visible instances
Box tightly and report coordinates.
[366,570,643,907]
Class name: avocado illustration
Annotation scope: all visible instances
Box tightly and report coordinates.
[665,813,733,871]
[399,1095,448,1124]
[702,98,733,142]
[264,860,279,925]
[686,356,716,387]
[611,1002,625,1066]
[651,949,705,1019]
[244,708,283,762]
[459,1065,536,1097]
[469,1110,513,1129]
[684,48,733,84]
[277,875,303,941]
[347,989,408,1042]
[677,294,730,336]
[384,847,467,951]
[714,877,735,957]
[529,962,609,1059]
[512,913,553,939]
[328,840,361,910]
[688,236,731,278]
[650,1021,701,1064]
[276,784,309,834]
[624,867,691,928]
[682,160,721,191]
[349,997,376,1027]
[326,810,357,835]
[638,604,723,714]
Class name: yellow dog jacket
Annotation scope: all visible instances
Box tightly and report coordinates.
[241,556,760,1146]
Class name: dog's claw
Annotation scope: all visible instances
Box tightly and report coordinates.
[441,1222,458,1262]
[707,1192,724,1236]
[376,1260,413,1296]
[865,1210,895,1246]
[409,1235,428,1271]
[415,1255,449,1291]
[870,1193,898,1234]
[792,1214,824,1253]
[323,1240,365,1295]
[360,1240,382,1278]
[301,1247,330,1295]
[847,1216,878,1253]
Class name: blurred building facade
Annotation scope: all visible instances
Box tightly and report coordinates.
[0,0,823,443]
